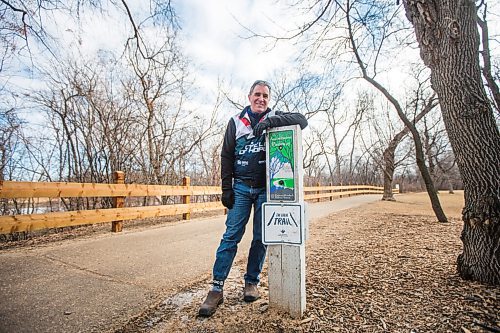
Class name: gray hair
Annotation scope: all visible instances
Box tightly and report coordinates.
[249,80,271,97]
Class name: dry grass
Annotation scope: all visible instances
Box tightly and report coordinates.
[118,192,499,333]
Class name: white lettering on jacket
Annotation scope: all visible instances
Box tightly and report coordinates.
[238,142,265,155]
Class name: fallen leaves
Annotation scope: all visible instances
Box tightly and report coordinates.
[119,193,500,332]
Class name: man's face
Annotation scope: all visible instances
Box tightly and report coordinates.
[248,84,270,114]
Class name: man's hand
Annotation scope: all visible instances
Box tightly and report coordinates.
[221,190,234,209]
[253,119,271,137]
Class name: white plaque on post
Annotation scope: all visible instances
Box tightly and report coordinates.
[262,203,304,245]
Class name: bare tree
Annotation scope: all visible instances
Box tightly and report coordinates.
[252,0,447,220]
[419,108,462,193]
[477,3,500,116]
[272,71,365,185]
[0,0,183,181]
[341,0,447,221]
[370,83,438,201]
[30,58,141,209]
[190,86,226,186]
[402,0,500,284]
[0,107,22,182]
[125,36,190,185]
[302,134,326,185]
[346,91,371,184]
[317,91,366,185]
[0,0,178,62]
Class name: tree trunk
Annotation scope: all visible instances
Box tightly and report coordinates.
[360,76,448,222]
[403,0,500,285]
[382,139,397,201]
[382,100,435,201]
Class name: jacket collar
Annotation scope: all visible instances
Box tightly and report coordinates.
[238,106,271,125]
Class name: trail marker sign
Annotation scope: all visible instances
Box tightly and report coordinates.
[262,203,304,245]
[263,125,306,318]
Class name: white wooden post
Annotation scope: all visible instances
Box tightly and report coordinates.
[263,125,306,318]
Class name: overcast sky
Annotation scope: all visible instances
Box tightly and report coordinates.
[5,0,500,117]
[175,1,299,101]
[7,0,298,114]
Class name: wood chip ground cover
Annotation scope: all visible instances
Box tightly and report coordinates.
[118,192,499,333]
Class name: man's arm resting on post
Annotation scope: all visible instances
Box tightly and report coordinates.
[253,112,308,136]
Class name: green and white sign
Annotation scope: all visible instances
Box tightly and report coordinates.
[268,130,296,202]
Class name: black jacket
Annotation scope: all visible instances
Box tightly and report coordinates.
[221,106,308,191]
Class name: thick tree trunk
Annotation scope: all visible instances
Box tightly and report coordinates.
[403,0,500,285]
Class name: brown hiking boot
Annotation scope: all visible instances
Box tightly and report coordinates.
[198,290,223,317]
[243,282,259,302]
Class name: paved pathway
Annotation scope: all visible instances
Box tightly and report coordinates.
[0,195,381,333]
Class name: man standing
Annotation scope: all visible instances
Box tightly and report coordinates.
[199,80,308,317]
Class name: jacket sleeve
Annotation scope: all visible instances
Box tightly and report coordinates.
[220,119,236,191]
[267,111,308,130]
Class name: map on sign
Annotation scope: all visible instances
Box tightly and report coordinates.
[262,203,304,245]
[268,130,295,202]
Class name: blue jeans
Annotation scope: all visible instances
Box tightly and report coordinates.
[213,180,267,285]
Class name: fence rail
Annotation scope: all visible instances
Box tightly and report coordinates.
[0,181,221,198]
[0,173,395,235]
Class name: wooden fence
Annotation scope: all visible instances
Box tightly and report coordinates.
[0,172,394,235]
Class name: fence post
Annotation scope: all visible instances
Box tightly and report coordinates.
[316,181,321,202]
[112,171,125,232]
[183,176,191,220]
[329,182,333,201]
